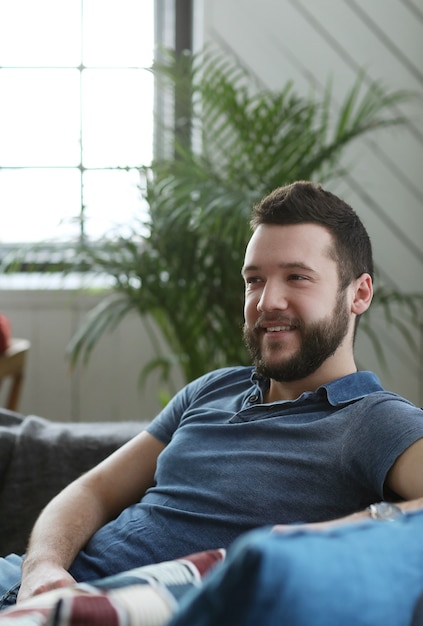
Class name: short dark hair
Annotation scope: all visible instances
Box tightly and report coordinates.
[251,181,374,289]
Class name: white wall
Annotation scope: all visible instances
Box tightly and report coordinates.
[199,0,423,405]
[0,286,184,422]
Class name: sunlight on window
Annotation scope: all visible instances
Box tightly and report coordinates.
[0,0,81,66]
[0,169,81,241]
[0,69,81,166]
[0,0,154,244]
[82,70,153,168]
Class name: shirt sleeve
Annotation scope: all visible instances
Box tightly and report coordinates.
[145,383,192,445]
[145,367,249,445]
[342,392,423,498]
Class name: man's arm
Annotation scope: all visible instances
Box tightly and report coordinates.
[273,439,423,535]
[18,430,165,603]
[385,437,423,499]
[273,496,423,533]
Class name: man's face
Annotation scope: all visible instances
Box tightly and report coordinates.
[241,223,352,382]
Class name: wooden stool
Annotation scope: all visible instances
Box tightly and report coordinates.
[0,338,30,412]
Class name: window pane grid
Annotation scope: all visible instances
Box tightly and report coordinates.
[0,0,154,244]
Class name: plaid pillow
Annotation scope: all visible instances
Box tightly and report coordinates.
[0,549,225,626]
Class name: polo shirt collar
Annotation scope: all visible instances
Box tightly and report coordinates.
[251,369,383,406]
[320,371,383,405]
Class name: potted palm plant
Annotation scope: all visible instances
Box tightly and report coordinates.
[8,48,422,394]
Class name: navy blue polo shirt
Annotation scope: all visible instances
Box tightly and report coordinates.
[69,367,423,581]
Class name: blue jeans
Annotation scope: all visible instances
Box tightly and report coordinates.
[0,554,23,610]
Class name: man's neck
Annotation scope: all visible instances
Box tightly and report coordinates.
[264,358,358,403]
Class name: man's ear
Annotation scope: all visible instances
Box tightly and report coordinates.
[351,273,373,315]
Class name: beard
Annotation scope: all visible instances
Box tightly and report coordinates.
[243,290,350,383]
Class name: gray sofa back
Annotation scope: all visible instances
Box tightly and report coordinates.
[0,409,146,556]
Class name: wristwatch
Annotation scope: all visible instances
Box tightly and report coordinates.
[367,502,404,521]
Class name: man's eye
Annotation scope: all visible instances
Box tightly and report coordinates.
[245,277,262,286]
[289,274,308,281]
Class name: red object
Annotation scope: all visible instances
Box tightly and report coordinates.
[0,313,11,355]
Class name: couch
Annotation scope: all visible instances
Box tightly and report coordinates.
[0,408,145,557]
[1,408,423,626]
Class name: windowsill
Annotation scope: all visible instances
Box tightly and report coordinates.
[0,272,115,290]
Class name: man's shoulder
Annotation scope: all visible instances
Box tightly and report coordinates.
[329,371,420,416]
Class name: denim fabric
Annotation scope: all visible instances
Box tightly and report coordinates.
[411,589,423,626]
[169,510,423,626]
[0,553,23,610]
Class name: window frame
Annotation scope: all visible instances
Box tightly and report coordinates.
[0,0,193,262]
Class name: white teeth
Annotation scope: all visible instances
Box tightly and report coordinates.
[267,326,291,332]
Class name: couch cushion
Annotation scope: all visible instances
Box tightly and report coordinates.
[0,410,145,556]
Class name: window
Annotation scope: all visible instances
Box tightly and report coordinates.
[0,0,155,245]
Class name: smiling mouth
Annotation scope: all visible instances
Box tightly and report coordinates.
[265,326,293,332]
[254,316,301,334]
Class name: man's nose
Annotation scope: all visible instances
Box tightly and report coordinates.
[257,282,288,313]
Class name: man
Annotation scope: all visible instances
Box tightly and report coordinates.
[1,181,423,609]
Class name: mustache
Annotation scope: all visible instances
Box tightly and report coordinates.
[253,314,303,331]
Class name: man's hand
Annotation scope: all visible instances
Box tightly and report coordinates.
[17,561,76,604]
[273,498,423,534]
[15,431,164,605]
[272,518,355,533]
